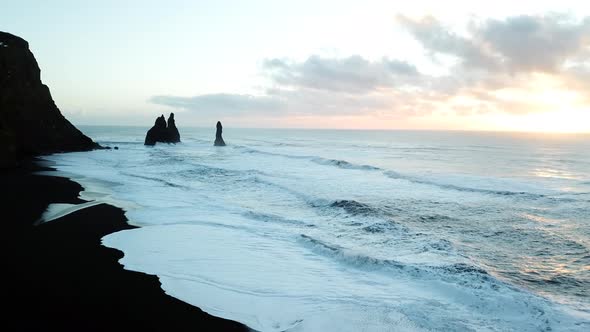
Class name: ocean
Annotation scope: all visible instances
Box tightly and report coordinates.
[41,126,590,331]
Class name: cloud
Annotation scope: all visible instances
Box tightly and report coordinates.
[150,55,423,117]
[476,15,590,72]
[397,14,590,74]
[395,13,590,115]
[264,87,405,115]
[149,93,283,115]
[263,55,419,93]
[151,14,590,124]
[395,15,500,70]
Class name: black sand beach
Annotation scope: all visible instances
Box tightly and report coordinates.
[2,159,248,331]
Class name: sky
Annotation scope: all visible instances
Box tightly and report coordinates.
[2,0,590,132]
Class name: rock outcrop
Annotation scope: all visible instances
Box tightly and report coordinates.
[167,113,180,143]
[144,115,167,146]
[144,113,181,145]
[214,121,226,146]
[0,31,100,167]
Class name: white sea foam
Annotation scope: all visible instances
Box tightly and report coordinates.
[102,223,581,331]
[42,127,590,331]
[40,201,102,223]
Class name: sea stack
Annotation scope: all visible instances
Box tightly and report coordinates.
[0,31,99,167]
[144,113,181,145]
[167,113,180,143]
[214,121,226,146]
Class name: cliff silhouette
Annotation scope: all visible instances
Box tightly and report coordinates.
[0,31,99,167]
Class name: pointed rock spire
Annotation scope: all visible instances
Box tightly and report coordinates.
[214,121,226,146]
[167,113,180,143]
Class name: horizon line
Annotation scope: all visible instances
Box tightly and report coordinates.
[75,124,590,135]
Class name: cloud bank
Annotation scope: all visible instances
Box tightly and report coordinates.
[150,93,282,115]
[263,56,419,93]
[150,14,590,125]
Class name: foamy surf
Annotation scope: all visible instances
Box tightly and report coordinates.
[41,127,590,331]
[39,201,103,223]
[102,223,582,332]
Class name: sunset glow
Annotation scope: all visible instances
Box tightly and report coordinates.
[3,0,590,133]
[4,2,590,329]
[485,110,590,133]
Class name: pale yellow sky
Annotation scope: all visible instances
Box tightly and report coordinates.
[2,0,590,132]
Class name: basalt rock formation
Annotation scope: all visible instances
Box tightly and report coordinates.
[144,115,167,146]
[0,31,100,167]
[144,113,181,145]
[214,121,226,146]
[167,113,180,143]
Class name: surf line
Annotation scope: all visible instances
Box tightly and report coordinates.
[36,201,104,225]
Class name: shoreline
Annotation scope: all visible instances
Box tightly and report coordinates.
[2,159,248,331]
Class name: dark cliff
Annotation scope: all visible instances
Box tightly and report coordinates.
[0,31,99,167]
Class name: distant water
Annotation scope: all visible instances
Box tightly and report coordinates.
[42,126,590,331]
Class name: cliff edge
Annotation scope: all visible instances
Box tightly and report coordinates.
[0,31,99,167]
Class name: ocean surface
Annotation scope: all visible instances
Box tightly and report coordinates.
[41,126,590,331]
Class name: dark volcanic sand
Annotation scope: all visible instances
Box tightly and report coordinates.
[2,159,248,331]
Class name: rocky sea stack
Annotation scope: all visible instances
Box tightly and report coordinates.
[214,121,226,146]
[144,113,181,145]
[0,31,100,167]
